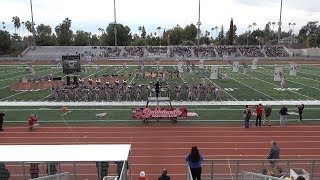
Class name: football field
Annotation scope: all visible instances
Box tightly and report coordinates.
[0,62,320,125]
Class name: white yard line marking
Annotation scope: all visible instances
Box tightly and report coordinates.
[246,72,315,100]
[0,91,26,101]
[0,68,52,82]
[205,77,237,101]
[223,73,277,100]
[0,85,10,89]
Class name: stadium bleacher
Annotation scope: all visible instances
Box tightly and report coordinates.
[20,45,292,60]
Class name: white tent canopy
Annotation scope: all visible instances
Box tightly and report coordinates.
[0,144,131,162]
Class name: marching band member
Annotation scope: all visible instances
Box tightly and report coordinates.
[280,77,286,89]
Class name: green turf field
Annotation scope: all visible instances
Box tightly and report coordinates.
[0,64,320,101]
[0,63,319,125]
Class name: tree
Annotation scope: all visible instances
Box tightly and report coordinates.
[157,26,162,37]
[169,25,184,45]
[184,24,197,42]
[35,24,56,46]
[0,30,11,51]
[228,18,234,45]
[141,26,146,39]
[74,30,91,46]
[90,34,99,46]
[217,25,225,45]
[252,22,257,31]
[25,21,33,36]
[101,23,132,46]
[12,16,21,35]
[297,21,320,47]
[55,18,73,46]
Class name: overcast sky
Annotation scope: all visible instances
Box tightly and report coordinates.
[1,0,320,37]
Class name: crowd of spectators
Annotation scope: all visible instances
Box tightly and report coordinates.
[215,46,239,57]
[147,46,168,54]
[193,46,217,58]
[264,45,290,57]
[169,46,192,57]
[123,46,145,57]
[238,46,264,57]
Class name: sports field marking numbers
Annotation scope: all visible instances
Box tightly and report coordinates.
[224,88,239,92]
[274,88,301,92]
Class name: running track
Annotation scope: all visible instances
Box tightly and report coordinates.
[1,125,320,180]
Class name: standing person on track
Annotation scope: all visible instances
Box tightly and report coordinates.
[243,105,252,128]
[263,104,272,126]
[28,114,39,130]
[298,104,305,122]
[279,106,289,127]
[255,104,263,127]
[267,141,280,171]
[186,146,203,180]
[0,112,5,131]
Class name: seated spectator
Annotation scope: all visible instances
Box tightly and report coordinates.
[158,168,170,180]
[138,171,149,180]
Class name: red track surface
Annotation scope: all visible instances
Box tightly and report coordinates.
[1,125,320,180]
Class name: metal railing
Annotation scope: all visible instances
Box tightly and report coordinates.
[187,159,320,180]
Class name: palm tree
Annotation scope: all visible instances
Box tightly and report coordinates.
[214,26,218,36]
[272,22,276,32]
[12,16,21,34]
[288,22,292,30]
[2,22,5,31]
[25,21,32,36]
[157,26,162,38]
[98,28,103,36]
[138,26,142,37]
[292,23,296,35]
[252,22,257,31]
[248,24,252,32]
[22,21,25,37]
[211,27,214,39]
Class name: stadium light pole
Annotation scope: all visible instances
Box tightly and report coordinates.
[277,0,283,45]
[113,0,117,49]
[29,0,36,48]
[196,0,201,61]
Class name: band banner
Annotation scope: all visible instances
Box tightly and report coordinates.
[178,61,184,73]
[252,58,258,70]
[289,63,297,76]
[210,66,218,80]
[274,65,283,81]
[132,107,188,119]
[233,61,239,72]
[199,60,205,69]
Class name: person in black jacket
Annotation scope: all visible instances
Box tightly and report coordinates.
[158,168,170,180]
[279,106,288,127]
[0,162,10,180]
[0,112,5,131]
[298,104,305,122]
[267,141,280,170]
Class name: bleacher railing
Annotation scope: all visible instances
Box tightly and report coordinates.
[187,159,320,180]
[186,162,194,180]
[241,171,283,180]
[30,172,70,180]
[2,161,128,180]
